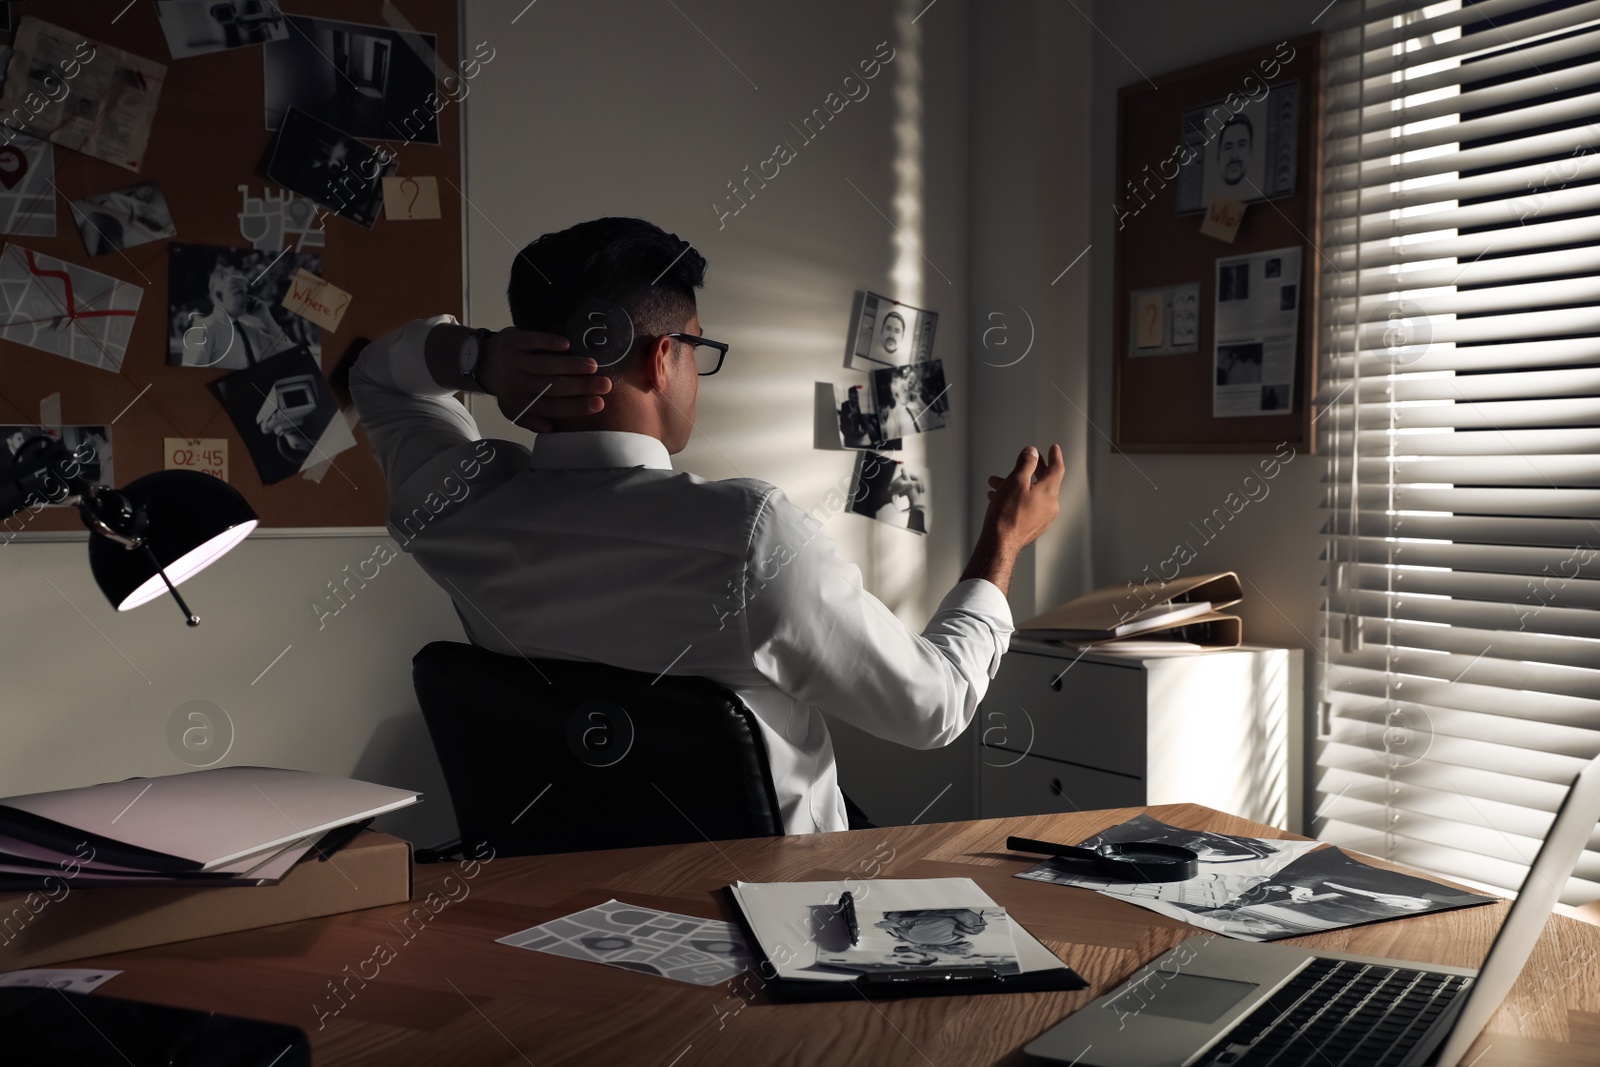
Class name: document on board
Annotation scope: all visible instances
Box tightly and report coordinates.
[1213,245,1301,417]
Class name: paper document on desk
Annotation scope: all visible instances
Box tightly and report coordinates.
[498,900,756,986]
[730,877,1065,983]
[1016,815,1493,941]
[815,905,1022,976]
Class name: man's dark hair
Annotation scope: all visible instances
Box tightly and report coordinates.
[506,217,707,357]
[1217,113,1253,158]
[882,311,906,330]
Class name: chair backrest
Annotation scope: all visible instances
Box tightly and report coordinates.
[411,641,784,856]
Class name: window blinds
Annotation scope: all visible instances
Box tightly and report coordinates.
[1318,0,1600,905]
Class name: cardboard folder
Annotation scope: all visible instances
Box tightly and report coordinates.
[1016,571,1243,649]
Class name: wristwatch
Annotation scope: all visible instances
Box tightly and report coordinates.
[458,327,494,392]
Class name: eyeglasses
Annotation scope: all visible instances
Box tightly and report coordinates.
[667,332,730,376]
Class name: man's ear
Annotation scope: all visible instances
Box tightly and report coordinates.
[641,335,675,393]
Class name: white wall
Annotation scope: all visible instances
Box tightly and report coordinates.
[1086,1,1329,821]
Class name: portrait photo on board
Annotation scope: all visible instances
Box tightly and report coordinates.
[845,290,938,369]
[870,359,949,439]
[168,243,322,370]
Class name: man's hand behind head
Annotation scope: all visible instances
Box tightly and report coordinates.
[982,444,1064,552]
[482,328,612,432]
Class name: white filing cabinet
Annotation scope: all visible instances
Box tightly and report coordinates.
[976,641,1303,831]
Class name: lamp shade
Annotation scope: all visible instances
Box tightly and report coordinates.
[87,470,259,612]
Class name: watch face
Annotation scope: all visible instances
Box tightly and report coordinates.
[460,333,481,374]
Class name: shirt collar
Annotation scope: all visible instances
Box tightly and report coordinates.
[528,430,673,471]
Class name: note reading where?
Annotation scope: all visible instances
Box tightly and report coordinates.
[165,438,227,481]
[282,269,352,332]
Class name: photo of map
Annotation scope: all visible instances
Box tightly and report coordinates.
[0,133,55,237]
[0,244,144,372]
[498,899,755,986]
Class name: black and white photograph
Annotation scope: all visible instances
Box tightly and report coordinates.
[848,452,930,534]
[264,15,440,144]
[1176,81,1299,214]
[845,290,938,369]
[156,1,288,59]
[1279,283,1297,311]
[266,107,392,228]
[168,242,322,370]
[1,425,113,488]
[214,350,341,486]
[833,383,886,449]
[1261,384,1290,411]
[1264,256,1282,279]
[871,358,949,439]
[1219,262,1250,302]
[816,907,1022,974]
[1183,846,1495,942]
[1215,342,1263,386]
[71,182,176,256]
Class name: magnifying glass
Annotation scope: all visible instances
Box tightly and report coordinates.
[1007,835,1200,883]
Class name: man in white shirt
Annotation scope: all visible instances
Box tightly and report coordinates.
[350,216,1063,835]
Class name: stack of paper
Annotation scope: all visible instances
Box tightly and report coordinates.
[0,767,419,891]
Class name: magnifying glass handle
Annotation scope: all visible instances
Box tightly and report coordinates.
[1006,836,1102,862]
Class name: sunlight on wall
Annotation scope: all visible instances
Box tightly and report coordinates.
[873,0,930,623]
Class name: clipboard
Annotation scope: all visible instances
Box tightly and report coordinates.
[722,880,1088,1002]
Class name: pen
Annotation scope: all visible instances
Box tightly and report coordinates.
[840,890,860,945]
[860,967,1001,986]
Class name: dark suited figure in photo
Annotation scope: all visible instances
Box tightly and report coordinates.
[1217,114,1254,188]
[838,385,878,448]
[180,262,291,369]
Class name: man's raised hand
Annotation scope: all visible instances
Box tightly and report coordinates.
[481,328,611,433]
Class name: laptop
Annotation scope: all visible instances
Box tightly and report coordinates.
[1025,753,1600,1067]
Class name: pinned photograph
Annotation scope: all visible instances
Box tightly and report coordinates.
[1176,81,1299,214]
[266,108,392,228]
[167,242,322,369]
[264,15,440,144]
[816,907,1021,975]
[832,382,886,450]
[870,359,949,438]
[848,452,930,534]
[1215,342,1263,385]
[214,350,347,486]
[1,425,113,489]
[72,182,176,256]
[0,244,143,372]
[0,133,55,237]
[155,1,288,59]
[845,290,937,369]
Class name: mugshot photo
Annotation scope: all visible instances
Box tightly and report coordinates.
[846,290,938,369]
[168,242,322,369]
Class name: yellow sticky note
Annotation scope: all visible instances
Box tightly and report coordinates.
[382,176,441,220]
[282,269,353,332]
[1134,294,1166,349]
[1200,196,1246,243]
[165,438,228,482]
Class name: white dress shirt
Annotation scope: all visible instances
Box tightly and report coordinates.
[349,316,1015,834]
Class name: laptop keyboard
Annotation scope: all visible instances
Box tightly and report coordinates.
[1195,957,1472,1067]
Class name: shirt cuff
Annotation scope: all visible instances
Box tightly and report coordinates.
[388,314,460,398]
[936,577,1015,629]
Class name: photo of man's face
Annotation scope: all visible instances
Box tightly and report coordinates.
[878,311,906,357]
[1217,116,1253,187]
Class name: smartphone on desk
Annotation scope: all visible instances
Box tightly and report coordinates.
[0,986,310,1066]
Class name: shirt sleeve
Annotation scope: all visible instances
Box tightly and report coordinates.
[740,486,1014,750]
[348,315,480,499]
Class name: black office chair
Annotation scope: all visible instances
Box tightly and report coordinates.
[411,641,785,857]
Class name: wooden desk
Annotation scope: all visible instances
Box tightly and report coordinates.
[56,805,1600,1065]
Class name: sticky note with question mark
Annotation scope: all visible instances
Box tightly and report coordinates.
[382,175,441,220]
[1134,293,1166,349]
[282,269,353,332]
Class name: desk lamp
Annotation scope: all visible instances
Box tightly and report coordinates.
[0,433,257,626]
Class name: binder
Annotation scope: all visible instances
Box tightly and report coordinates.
[1016,571,1244,649]
[723,878,1087,1001]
